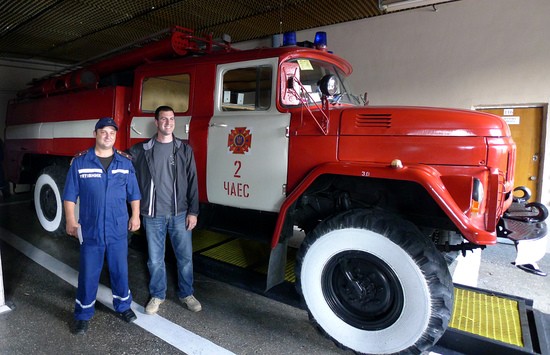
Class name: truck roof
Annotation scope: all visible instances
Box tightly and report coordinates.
[17,27,352,100]
[137,45,353,75]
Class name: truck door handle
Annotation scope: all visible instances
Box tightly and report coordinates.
[130,124,142,135]
[209,123,228,128]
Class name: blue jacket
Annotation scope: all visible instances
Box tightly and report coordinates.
[63,147,141,245]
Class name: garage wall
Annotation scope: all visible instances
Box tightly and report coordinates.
[299,0,550,109]
[237,0,550,205]
[1,0,550,203]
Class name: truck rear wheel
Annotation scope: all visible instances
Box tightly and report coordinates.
[34,165,68,236]
[295,209,453,354]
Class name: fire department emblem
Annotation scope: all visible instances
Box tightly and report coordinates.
[228,127,252,154]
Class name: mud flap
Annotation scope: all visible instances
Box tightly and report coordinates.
[266,239,288,291]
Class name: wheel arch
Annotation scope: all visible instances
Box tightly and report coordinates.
[272,162,496,248]
[275,162,445,247]
[10,152,71,185]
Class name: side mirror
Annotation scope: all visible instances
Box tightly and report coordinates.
[280,62,301,106]
[318,74,338,97]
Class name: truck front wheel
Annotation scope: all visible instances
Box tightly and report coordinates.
[34,165,68,236]
[295,209,453,354]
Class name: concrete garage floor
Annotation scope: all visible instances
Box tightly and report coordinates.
[0,192,350,354]
[0,191,549,354]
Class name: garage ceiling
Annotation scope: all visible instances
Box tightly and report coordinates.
[0,0,454,65]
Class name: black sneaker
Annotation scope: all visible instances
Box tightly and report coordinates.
[72,320,89,335]
[118,308,137,323]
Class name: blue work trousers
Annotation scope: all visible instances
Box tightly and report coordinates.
[75,239,132,320]
[143,213,194,300]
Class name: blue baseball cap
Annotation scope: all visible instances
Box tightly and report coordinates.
[95,117,118,131]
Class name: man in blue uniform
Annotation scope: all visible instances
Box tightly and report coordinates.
[63,117,141,335]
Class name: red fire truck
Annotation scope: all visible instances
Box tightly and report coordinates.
[4,27,547,354]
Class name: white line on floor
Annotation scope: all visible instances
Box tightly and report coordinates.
[452,248,481,287]
[0,227,234,355]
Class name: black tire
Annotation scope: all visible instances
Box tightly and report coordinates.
[443,250,460,266]
[34,165,69,236]
[525,202,549,222]
[295,209,453,354]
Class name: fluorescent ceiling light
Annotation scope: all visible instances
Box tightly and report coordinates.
[379,0,447,12]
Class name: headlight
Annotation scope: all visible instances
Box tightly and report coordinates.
[472,178,484,213]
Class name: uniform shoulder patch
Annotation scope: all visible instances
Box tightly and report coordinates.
[70,150,88,165]
[117,149,133,160]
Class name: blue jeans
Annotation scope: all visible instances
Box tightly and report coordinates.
[143,213,194,299]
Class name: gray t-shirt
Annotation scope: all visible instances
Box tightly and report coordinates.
[152,141,175,216]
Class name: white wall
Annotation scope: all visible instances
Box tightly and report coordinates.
[297,0,550,109]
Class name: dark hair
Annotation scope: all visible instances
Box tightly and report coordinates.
[155,105,175,120]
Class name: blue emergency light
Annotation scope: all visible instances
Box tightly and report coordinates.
[283,31,297,46]
[314,31,327,48]
[282,31,328,50]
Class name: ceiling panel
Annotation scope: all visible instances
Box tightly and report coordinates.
[0,0,455,64]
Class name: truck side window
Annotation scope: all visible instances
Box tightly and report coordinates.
[222,66,272,111]
[141,74,190,113]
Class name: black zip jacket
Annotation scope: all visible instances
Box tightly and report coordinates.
[129,135,199,217]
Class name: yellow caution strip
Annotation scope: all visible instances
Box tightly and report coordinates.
[199,238,269,269]
[450,287,524,347]
[194,231,296,282]
[192,230,232,252]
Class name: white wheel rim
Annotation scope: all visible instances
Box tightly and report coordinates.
[34,173,62,232]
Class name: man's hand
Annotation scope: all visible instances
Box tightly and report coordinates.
[128,215,141,232]
[66,220,80,239]
[64,200,79,239]
[128,200,141,232]
[186,214,197,231]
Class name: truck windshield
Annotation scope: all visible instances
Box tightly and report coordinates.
[286,58,361,106]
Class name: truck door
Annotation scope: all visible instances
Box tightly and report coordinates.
[207,58,290,212]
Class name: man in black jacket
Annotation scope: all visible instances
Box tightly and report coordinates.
[129,105,201,315]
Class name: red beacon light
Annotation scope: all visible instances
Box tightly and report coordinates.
[314,31,327,50]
